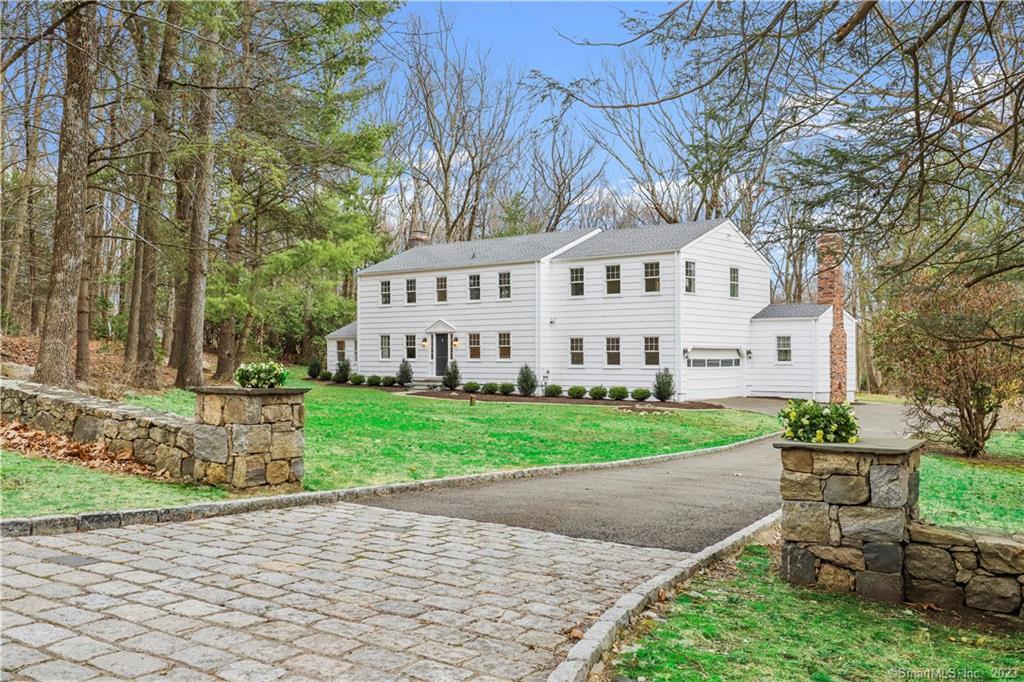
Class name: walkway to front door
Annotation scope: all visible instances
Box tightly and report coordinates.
[434,333,449,375]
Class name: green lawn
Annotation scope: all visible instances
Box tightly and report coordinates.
[616,545,1024,682]
[987,430,1024,461]
[0,377,780,517]
[0,450,227,518]
[919,455,1024,533]
[126,376,779,490]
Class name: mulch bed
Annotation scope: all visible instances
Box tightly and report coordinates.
[408,390,723,410]
[308,380,407,392]
[1,421,170,480]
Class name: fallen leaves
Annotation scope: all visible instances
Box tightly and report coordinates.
[0,421,169,480]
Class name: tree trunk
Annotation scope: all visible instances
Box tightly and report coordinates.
[176,19,219,388]
[167,152,196,369]
[35,2,98,387]
[124,232,143,361]
[132,0,182,387]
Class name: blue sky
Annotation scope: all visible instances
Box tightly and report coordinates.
[393,2,659,81]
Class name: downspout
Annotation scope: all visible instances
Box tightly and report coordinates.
[812,316,819,401]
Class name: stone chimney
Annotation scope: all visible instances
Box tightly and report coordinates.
[408,229,431,249]
[817,234,847,403]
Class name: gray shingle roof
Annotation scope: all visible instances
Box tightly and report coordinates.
[553,219,728,260]
[360,228,598,275]
[752,303,831,320]
[326,321,357,338]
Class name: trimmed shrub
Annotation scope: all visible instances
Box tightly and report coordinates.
[544,384,563,398]
[653,368,675,401]
[442,361,461,390]
[334,357,350,383]
[382,376,396,386]
[589,385,608,400]
[307,359,321,379]
[367,375,382,386]
[319,369,333,380]
[608,386,629,401]
[779,399,859,444]
[517,365,538,396]
[397,359,413,387]
[235,362,288,389]
[350,373,365,385]
[631,388,652,401]
[567,386,587,399]
[498,382,516,396]
[482,382,500,395]
[463,381,480,393]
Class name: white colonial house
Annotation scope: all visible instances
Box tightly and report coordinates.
[326,219,856,402]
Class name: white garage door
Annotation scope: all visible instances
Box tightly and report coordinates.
[684,349,746,400]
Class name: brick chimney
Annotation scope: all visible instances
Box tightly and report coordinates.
[408,229,431,249]
[816,234,847,403]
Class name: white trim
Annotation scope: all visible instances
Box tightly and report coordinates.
[538,228,602,263]
[674,249,683,400]
[424,319,457,333]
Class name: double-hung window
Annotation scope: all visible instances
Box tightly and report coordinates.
[605,337,620,366]
[605,265,621,294]
[498,271,511,299]
[498,332,511,359]
[644,262,661,292]
[685,261,696,293]
[380,281,391,305]
[468,274,481,301]
[469,333,481,359]
[380,335,391,359]
[777,336,792,362]
[570,338,584,366]
[436,276,447,303]
[405,334,416,359]
[405,279,417,304]
[644,337,660,366]
[729,267,739,298]
[336,340,346,361]
[570,268,584,296]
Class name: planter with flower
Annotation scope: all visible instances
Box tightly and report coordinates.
[778,399,859,444]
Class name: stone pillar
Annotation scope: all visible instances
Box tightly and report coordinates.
[777,438,923,604]
[191,386,308,493]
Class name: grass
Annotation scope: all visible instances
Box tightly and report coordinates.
[987,430,1024,461]
[0,450,227,518]
[615,545,1024,682]
[918,455,1024,533]
[855,392,906,404]
[125,375,779,490]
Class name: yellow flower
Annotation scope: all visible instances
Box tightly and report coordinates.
[815,429,824,439]
[848,436,859,444]
[789,411,797,420]
[785,429,794,438]
[814,434,824,443]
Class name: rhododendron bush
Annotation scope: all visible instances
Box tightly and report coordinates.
[873,276,1024,457]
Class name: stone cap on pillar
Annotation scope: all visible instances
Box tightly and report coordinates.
[188,386,310,396]
[773,438,926,455]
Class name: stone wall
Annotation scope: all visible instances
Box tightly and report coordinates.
[0,379,306,493]
[778,439,1022,622]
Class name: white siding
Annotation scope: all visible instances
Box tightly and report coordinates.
[748,317,821,399]
[677,223,771,399]
[748,310,858,402]
[325,335,357,373]
[355,262,538,381]
[542,254,678,394]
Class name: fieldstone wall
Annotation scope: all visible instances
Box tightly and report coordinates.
[0,379,306,493]
[777,439,1023,622]
[192,387,306,492]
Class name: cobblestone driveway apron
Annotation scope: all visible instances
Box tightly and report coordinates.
[2,502,687,681]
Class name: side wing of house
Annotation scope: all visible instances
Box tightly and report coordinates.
[677,222,771,400]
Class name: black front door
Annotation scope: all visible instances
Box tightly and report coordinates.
[435,333,449,376]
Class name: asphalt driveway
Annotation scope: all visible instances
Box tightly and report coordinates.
[360,399,911,552]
